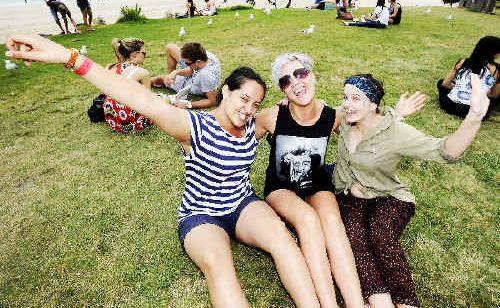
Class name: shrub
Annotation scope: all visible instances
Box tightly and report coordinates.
[217,5,254,12]
[117,4,147,23]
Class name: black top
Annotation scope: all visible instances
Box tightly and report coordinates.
[187,0,196,16]
[390,3,402,24]
[264,104,336,198]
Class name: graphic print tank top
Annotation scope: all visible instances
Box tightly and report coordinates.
[264,104,336,198]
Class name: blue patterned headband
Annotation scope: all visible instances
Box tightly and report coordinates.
[344,75,383,105]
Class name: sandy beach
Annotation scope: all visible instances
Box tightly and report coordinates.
[1,0,446,43]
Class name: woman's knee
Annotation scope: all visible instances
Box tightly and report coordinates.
[193,248,231,274]
[265,218,298,253]
[319,207,344,229]
[296,208,323,237]
[165,43,179,54]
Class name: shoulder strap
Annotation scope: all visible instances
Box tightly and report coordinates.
[274,105,291,135]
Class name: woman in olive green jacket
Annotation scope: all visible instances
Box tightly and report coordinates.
[334,73,490,308]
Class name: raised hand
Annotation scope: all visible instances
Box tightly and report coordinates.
[5,34,71,64]
[467,73,490,121]
[395,91,426,118]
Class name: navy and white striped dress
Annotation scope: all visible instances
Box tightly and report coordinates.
[179,111,257,222]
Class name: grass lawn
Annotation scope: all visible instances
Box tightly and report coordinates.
[0,6,499,307]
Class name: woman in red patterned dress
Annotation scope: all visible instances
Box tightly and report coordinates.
[103,38,151,133]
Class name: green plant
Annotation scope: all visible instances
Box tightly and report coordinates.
[117,4,147,23]
[217,5,254,12]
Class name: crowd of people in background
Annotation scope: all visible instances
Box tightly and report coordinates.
[8,1,498,307]
[459,0,496,14]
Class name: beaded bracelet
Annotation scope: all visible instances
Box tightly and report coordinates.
[64,48,79,69]
[74,58,93,76]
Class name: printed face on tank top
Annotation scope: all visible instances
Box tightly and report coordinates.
[275,135,328,190]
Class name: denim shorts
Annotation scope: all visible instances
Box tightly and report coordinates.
[178,192,260,249]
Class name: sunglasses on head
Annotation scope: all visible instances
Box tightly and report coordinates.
[278,67,310,91]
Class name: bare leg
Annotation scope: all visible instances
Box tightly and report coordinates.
[266,190,337,308]
[87,8,93,29]
[236,201,320,308]
[369,294,394,308]
[55,19,65,34]
[151,43,181,87]
[307,191,364,308]
[165,43,181,73]
[62,17,69,34]
[69,18,81,33]
[184,224,249,308]
[81,9,88,30]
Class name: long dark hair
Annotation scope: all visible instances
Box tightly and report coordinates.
[215,67,267,105]
[376,0,385,7]
[459,36,500,76]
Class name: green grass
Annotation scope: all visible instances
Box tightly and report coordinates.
[1,7,499,307]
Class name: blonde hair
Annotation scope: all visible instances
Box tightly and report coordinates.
[271,53,314,86]
[111,38,145,62]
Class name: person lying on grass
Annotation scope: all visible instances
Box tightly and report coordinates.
[334,73,490,308]
[437,35,499,120]
[5,34,324,308]
[151,42,221,109]
[102,37,151,133]
[255,52,424,308]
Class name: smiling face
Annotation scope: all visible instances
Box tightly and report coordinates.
[279,60,316,106]
[221,79,265,129]
[342,84,378,124]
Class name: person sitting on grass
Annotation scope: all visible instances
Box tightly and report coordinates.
[310,0,339,10]
[344,0,389,29]
[388,0,402,24]
[103,38,151,133]
[256,52,364,308]
[76,0,93,31]
[6,34,325,307]
[201,0,217,16]
[45,0,81,34]
[335,73,491,308]
[151,42,221,109]
[186,0,198,18]
[437,35,499,120]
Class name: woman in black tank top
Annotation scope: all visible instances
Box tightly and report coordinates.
[255,53,364,308]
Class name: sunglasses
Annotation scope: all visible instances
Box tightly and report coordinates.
[184,60,196,66]
[278,67,310,91]
[139,51,146,57]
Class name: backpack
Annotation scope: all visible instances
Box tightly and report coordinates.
[87,94,106,123]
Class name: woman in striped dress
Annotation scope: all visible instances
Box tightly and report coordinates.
[6,35,321,307]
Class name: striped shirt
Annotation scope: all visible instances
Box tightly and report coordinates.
[179,111,257,222]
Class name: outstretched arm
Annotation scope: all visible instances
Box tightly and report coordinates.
[443,74,490,158]
[6,34,190,143]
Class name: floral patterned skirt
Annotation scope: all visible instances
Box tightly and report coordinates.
[103,96,149,133]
